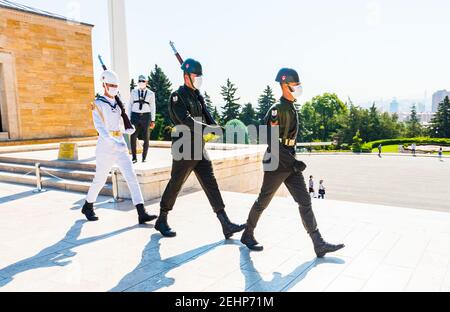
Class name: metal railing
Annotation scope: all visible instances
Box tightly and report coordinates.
[21,162,120,201]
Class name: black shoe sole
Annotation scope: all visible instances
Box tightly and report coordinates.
[241,242,264,252]
[155,225,177,238]
[82,214,99,222]
[316,244,345,258]
[139,215,158,225]
[81,209,98,222]
[158,231,177,238]
[224,224,246,239]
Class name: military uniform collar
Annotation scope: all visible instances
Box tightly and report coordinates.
[280,97,295,105]
[96,95,117,109]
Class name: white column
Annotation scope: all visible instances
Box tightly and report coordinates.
[107,0,130,101]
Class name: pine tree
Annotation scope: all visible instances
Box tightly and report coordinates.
[220,79,241,124]
[239,103,258,126]
[204,92,214,112]
[406,104,423,138]
[129,78,137,92]
[367,103,381,141]
[430,96,450,138]
[148,65,173,140]
[212,107,221,125]
[257,86,277,124]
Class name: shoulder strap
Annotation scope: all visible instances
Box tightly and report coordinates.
[91,101,105,123]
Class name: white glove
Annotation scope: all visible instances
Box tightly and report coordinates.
[124,126,136,136]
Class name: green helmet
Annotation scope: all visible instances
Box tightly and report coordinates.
[181,58,203,76]
[275,68,300,84]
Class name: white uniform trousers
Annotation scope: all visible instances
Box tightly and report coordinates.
[86,141,144,206]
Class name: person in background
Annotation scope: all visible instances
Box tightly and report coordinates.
[309,175,316,198]
[318,180,326,199]
[129,75,156,164]
[411,143,417,157]
[438,146,443,161]
[378,144,382,157]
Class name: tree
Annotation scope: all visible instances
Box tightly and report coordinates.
[257,86,277,124]
[367,103,382,142]
[239,103,258,126]
[148,65,173,140]
[129,78,137,92]
[406,104,423,137]
[204,92,214,111]
[212,107,221,125]
[430,96,450,138]
[352,130,363,152]
[220,79,241,124]
[299,93,348,142]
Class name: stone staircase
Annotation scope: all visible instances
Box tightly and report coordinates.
[0,155,112,195]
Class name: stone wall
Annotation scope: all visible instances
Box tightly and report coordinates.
[0,7,96,140]
[117,144,289,202]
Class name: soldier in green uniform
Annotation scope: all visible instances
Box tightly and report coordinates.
[240,68,345,258]
[155,58,246,239]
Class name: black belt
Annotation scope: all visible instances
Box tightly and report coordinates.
[132,112,151,117]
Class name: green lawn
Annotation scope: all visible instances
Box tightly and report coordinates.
[372,145,450,155]
[372,145,400,153]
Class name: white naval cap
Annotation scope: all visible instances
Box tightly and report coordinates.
[100,70,119,85]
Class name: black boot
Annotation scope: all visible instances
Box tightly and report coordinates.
[155,211,176,237]
[310,230,345,258]
[136,204,157,225]
[216,210,246,240]
[81,201,98,222]
[132,158,138,164]
[241,227,264,251]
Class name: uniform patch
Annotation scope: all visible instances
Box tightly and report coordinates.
[172,95,178,103]
[270,109,279,126]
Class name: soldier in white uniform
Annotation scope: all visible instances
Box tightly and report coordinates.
[128,75,156,163]
[82,70,157,225]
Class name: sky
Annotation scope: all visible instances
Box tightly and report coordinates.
[9,0,450,109]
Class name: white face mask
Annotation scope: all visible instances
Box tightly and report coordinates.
[138,82,147,90]
[291,85,303,99]
[105,84,119,97]
[193,76,203,90]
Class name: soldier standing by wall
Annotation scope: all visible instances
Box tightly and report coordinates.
[128,75,156,163]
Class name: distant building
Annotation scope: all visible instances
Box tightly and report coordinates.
[417,102,426,113]
[432,90,450,113]
[390,99,399,113]
[0,1,96,141]
[397,112,435,124]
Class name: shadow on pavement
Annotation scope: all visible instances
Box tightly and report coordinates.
[110,234,224,292]
[0,219,140,288]
[0,189,41,205]
[239,247,346,292]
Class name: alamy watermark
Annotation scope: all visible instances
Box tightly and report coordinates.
[171,118,282,171]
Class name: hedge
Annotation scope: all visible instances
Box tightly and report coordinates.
[362,137,450,152]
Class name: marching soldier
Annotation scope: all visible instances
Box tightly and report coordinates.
[240,68,345,258]
[154,58,245,239]
[82,70,157,225]
[129,75,156,163]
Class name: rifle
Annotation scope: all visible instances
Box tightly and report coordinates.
[169,41,218,126]
[98,55,134,130]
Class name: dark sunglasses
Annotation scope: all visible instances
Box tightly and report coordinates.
[138,80,146,83]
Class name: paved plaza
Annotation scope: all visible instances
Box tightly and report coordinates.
[0,178,449,292]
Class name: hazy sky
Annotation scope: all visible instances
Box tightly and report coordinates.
[10,0,450,107]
